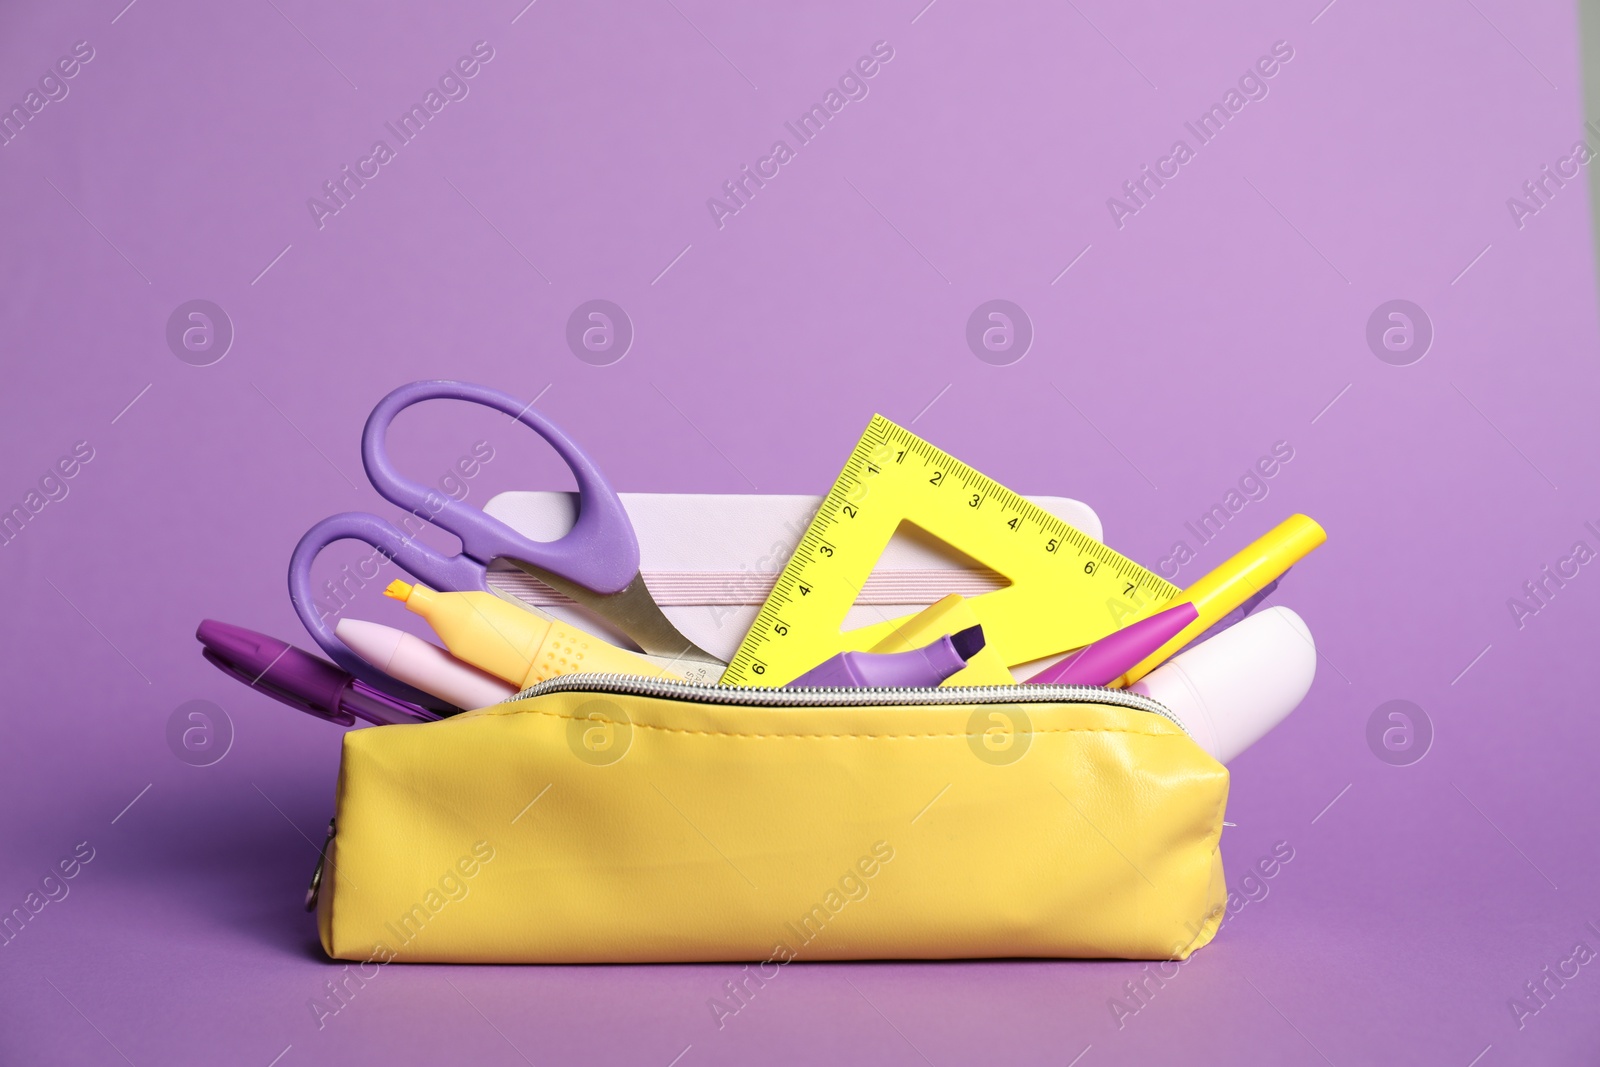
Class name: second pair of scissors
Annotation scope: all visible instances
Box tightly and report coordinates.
[288,380,725,708]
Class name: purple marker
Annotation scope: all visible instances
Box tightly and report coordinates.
[197,620,439,726]
[787,626,986,688]
[1026,602,1199,687]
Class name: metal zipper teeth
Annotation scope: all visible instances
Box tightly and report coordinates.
[504,674,1188,736]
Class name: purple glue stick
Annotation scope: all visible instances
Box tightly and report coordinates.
[1026,602,1199,688]
[786,626,986,688]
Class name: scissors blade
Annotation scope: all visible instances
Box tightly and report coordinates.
[504,560,727,670]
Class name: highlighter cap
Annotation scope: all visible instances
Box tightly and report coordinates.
[787,626,984,688]
[1130,606,1315,763]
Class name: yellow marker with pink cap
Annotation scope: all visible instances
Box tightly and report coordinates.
[1109,513,1326,688]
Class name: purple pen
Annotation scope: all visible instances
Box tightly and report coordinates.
[197,620,440,726]
[1026,602,1199,688]
[787,626,986,688]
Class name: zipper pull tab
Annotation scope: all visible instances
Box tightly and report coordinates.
[305,818,335,912]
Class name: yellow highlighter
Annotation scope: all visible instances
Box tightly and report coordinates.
[869,594,1015,686]
[383,580,683,689]
[1110,513,1326,689]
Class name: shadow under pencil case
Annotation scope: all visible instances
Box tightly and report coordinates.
[314,676,1230,963]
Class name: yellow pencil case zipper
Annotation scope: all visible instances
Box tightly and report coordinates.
[314,676,1229,963]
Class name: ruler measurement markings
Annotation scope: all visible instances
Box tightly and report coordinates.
[724,415,1180,685]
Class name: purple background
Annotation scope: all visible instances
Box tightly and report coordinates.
[3,0,1598,1063]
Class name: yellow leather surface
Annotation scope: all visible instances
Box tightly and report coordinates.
[318,689,1229,963]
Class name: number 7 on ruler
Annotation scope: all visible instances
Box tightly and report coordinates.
[722,415,1180,686]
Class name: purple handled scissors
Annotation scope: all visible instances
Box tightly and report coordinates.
[288,380,723,708]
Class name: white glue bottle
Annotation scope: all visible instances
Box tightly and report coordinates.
[1129,606,1316,763]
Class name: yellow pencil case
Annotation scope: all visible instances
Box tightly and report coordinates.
[314,676,1229,963]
